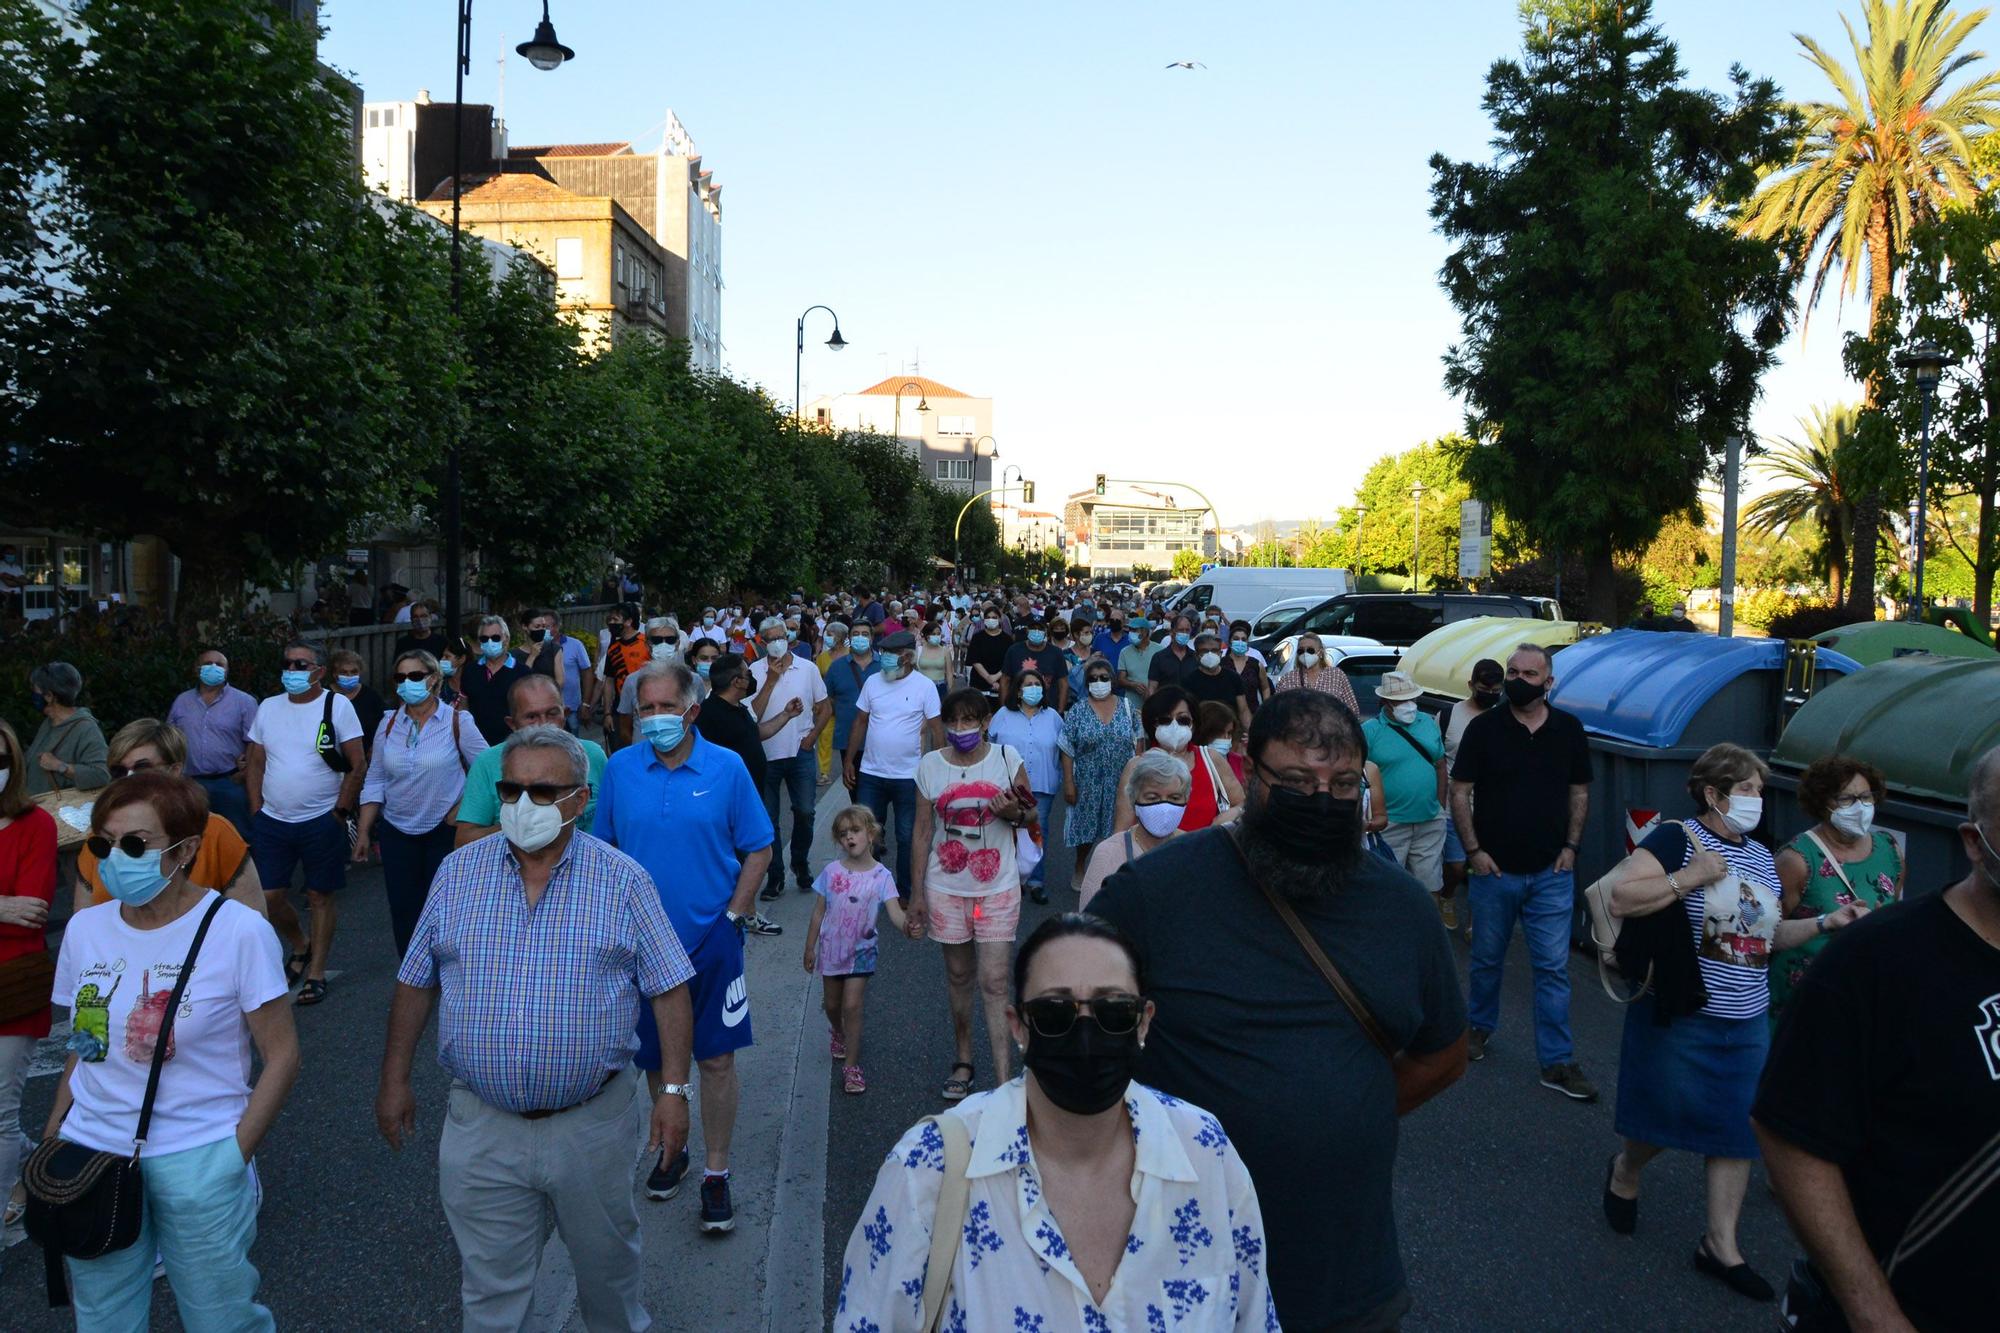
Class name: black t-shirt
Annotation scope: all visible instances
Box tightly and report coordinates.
[1001,643,1067,702]
[1147,645,1197,686]
[459,658,524,746]
[694,695,766,790]
[965,631,1013,695]
[1182,665,1245,711]
[393,630,442,660]
[1449,703,1592,874]
[341,686,386,758]
[1753,890,2000,1332]
[1091,828,1467,1331]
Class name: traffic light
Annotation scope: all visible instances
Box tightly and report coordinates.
[1021,481,1035,504]
[1095,473,1106,496]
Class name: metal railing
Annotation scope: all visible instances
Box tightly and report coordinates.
[307,604,615,685]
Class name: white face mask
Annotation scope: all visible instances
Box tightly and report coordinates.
[984,616,1001,630]
[1296,650,1321,668]
[1830,800,1874,838]
[1198,651,1222,671]
[1714,793,1763,835]
[1088,679,1113,700]
[650,641,676,661]
[1389,702,1418,724]
[765,638,789,659]
[1155,721,1193,752]
[1135,801,1186,838]
[500,792,575,854]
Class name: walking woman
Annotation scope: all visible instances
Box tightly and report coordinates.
[355,650,490,959]
[1271,632,1360,715]
[913,611,955,701]
[1059,656,1143,885]
[1768,754,1901,1030]
[838,914,1273,1330]
[1601,743,1821,1304]
[48,772,298,1328]
[1076,750,1187,911]
[1113,685,1241,834]
[0,719,57,1251]
[987,667,1065,906]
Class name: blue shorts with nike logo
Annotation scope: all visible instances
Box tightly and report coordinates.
[637,913,753,1067]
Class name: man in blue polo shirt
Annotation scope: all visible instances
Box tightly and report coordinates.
[594,661,774,1235]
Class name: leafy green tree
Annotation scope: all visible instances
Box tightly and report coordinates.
[1171,548,1205,581]
[1324,439,1471,581]
[1241,543,1295,568]
[1429,0,1793,621]
[1740,0,2000,615]
[0,0,64,427]
[4,0,458,621]
[1742,404,1895,606]
[1641,515,1720,594]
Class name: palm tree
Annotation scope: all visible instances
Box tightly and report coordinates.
[1745,405,1883,606]
[1739,0,2000,615]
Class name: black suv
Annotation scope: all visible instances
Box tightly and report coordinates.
[1250,592,1560,656]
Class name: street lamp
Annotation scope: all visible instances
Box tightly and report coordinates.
[1351,506,1369,578]
[892,380,930,445]
[1895,341,1955,622]
[444,0,573,635]
[1410,483,1428,592]
[793,304,846,423]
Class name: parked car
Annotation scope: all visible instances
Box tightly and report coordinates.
[1264,635,1402,715]
[1250,595,1325,639]
[1164,566,1354,620]
[1250,592,1562,657]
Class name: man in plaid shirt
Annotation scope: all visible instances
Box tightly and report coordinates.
[375,727,694,1332]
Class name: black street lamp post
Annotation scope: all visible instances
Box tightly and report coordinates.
[794,305,846,422]
[1894,341,1954,622]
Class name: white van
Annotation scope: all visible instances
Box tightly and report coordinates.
[1165,567,1354,622]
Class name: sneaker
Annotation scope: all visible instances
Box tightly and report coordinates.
[1438,896,1458,930]
[830,1028,846,1061]
[843,1065,867,1094]
[1467,1028,1489,1062]
[758,882,784,902]
[699,1174,735,1233]
[744,914,783,937]
[796,876,814,894]
[1540,1062,1599,1102]
[646,1148,690,1201]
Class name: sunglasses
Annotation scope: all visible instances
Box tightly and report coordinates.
[108,758,163,780]
[87,832,188,861]
[495,781,581,806]
[648,636,676,646]
[391,669,433,684]
[1021,994,1145,1038]
[282,659,317,671]
[479,635,506,645]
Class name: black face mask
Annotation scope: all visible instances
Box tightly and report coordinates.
[1503,677,1545,708]
[1023,1018,1141,1116]
[1250,785,1362,865]
[1472,688,1502,709]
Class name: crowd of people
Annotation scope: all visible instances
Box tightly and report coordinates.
[0,577,1990,1331]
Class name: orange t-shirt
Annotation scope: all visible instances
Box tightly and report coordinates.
[604,636,650,698]
[83,813,249,905]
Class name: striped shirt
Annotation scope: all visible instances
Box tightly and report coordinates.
[397,830,694,1112]
[1640,819,1779,1021]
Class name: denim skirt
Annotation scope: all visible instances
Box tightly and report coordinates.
[1613,994,1768,1159]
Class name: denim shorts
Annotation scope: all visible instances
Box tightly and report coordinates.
[249,811,347,893]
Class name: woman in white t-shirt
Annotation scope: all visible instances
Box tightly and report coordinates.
[46,772,297,1327]
[909,688,1036,1103]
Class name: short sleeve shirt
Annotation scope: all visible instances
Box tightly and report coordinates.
[1181,667,1245,713]
[749,654,828,762]
[1449,704,1592,874]
[456,736,607,830]
[915,746,1021,897]
[823,653,882,751]
[249,691,362,823]
[1362,713,1445,824]
[856,673,941,780]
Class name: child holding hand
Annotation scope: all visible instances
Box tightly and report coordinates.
[804,806,907,1094]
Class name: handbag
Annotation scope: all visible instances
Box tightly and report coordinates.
[0,947,56,1025]
[917,1113,973,1332]
[1582,820,1686,1004]
[24,894,227,1308]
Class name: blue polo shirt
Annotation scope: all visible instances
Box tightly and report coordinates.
[592,732,774,948]
[823,652,882,751]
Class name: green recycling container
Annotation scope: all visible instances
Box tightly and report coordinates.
[1808,620,1996,667]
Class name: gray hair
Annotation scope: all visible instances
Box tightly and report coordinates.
[393,648,440,676]
[825,621,850,639]
[1511,642,1554,671]
[645,616,677,634]
[758,615,787,639]
[631,660,708,708]
[30,661,84,707]
[502,725,588,786]
[1126,748,1193,804]
[478,614,509,640]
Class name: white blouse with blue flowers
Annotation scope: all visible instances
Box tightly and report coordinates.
[838,1077,1277,1332]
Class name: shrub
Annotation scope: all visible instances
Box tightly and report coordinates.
[1762,602,1855,641]
[1735,588,1805,635]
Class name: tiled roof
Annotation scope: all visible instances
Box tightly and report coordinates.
[423,172,582,204]
[508,141,634,158]
[853,375,975,399]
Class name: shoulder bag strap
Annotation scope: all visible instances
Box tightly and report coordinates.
[1224,826,1394,1061]
[919,1114,973,1332]
[1199,746,1230,813]
[1800,827,1857,897]
[1123,829,1136,862]
[133,894,227,1160]
[1385,719,1442,767]
[451,706,468,773]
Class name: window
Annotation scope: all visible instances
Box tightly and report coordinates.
[367,109,380,128]
[613,244,625,289]
[555,237,584,280]
[935,459,973,482]
[936,415,975,436]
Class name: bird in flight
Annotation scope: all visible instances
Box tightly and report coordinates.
[1165,60,1206,70]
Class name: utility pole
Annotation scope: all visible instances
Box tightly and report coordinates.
[1718,434,1741,637]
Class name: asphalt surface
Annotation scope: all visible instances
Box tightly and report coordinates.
[5,779,1795,1331]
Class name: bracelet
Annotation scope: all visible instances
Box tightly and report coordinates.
[1666,871,1682,896]
[1564,841,1579,852]
[1464,844,1481,856]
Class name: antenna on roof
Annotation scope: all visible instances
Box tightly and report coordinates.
[496,36,505,126]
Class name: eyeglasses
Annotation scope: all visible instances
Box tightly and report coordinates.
[391,670,433,684]
[1829,791,1874,809]
[1020,993,1145,1038]
[86,832,187,861]
[1253,759,1361,799]
[648,636,676,646]
[108,759,162,780]
[495,781,582,806]
[282,659,317,671]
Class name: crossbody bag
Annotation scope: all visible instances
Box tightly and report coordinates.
[917,1113,974,1332]
[24,894,227,1308]
[317,690,353,775]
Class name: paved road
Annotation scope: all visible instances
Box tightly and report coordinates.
[5,778,1793,1331]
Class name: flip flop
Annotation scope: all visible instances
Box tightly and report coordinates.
[294,979,328,1007]
[283,951,309,987]
[941,1061,975,1101]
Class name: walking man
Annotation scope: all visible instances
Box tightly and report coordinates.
[823,624,880,800]
[595,663,774,1233]
[377,727,695,1333]
[844,632,943,895]
[750,617,830,901]
[167,646,258,838]
[1449,643,1598,1100]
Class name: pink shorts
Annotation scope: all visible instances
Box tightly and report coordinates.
[925,886,1021,945]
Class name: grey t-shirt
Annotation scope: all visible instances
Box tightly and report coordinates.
[1091,826,1466,1331]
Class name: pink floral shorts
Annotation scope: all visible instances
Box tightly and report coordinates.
[924,886,1021,945]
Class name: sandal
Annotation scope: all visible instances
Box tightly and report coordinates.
[843,1065,867,1095]
[941,1061,975,1101]
[294,978,328,1007]
[830,1028,846,1061]
[283,951,309,987]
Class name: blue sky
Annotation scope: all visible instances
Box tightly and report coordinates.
[321,1,1893,528]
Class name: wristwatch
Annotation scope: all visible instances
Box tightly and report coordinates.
[1815,913,1830,935]
[1563,841,1580,852]
[659,1082,693,1100]
[725,909,745,928]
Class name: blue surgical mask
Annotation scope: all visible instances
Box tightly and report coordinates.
[1174,633,1192,648]
[637,713,686,751]
[101,839,188,906]
[281,670,313,696]
[1021,684,1044,706]
[197,664,227,688]
[1027,630,1047,648]
[479,640,506,660]
[336,674,361,691]
[695,661,712,678]
[439,659,456,678]
[396,679,431,706]
[849,636,871,654]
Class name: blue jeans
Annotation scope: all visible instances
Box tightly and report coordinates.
[760,752,818,891]
[855,772,917,895]
[1467,865,1576,1067]
[1026,791,1055,887]
[193,775,252,842]
[66,1134,271,1332]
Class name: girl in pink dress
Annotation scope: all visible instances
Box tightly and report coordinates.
[803,806,908,1095]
